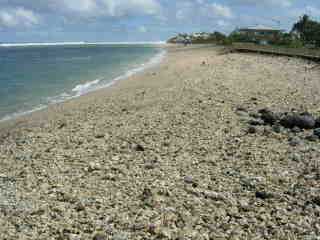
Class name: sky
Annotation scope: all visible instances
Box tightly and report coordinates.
[0,0,320,43]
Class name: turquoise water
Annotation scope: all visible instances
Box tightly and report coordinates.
[0,44,164,120]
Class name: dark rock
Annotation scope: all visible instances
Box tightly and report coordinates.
[312,196,320,206]
[258,109,278,125]
[247,126,257,134]
[280,113,315,129]
[255,191,273,200]
[249,119,264,126]
[236,106,247,112]
[272,124,283,133]
[75,202,85,212]
[95,133,105,139]
[315,117,320,128]
[58,122,66,129]
[133,143,145,152]
[291,126,302,133]
[313,128,320,137]
[289,137,302,147]
[263,126,273,136]
[306,135,318,142]
[141,187,152,201]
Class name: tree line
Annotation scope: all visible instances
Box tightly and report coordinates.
[168,14,320,48]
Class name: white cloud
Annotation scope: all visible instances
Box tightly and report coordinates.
[232,0,292,8]
[0,7,39,28]
[209,3,233,19]
[62,0,98,13]
[102,0,162,17]
[49,0,162,17]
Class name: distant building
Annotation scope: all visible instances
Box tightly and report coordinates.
[236,25,284,44]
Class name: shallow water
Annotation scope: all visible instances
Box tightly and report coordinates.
[0,44,164,121]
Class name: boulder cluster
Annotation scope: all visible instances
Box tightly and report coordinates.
[239,107,320,143]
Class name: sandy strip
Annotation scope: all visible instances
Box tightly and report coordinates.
[0,45,320,239]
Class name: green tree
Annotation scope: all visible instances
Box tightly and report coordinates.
[291,14,320,47]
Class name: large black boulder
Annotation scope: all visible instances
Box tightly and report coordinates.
[258,108,279,125]
[280,113,315,129]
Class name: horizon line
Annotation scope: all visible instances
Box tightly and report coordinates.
[0,41,166,47]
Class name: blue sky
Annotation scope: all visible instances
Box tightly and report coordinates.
[0,0,319,43]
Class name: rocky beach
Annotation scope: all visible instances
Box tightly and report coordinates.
[1,45,320,239]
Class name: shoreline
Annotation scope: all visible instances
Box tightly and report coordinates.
[1,45,320,239]
[0,45,167,130]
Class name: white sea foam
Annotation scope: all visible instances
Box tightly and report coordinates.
[0,105,47,122]
[72,78,101,96]
[0,49,166,122]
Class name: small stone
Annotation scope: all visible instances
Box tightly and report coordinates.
[291,153,301,162]
[306,135,318,142]
[184,176,194,184]
[237,111,249,118]
[88,162,101,172]
[272,124,283,133]
[291,126,302,133]
[249,119,264,126]
[95,133,105,139]
[75,202,85,212]
[247,126,257,134]
[263,126,273,136]
[313,128,320,137]
[315,117,320,128]
[288,137,302,147]
[58,122,66,129]
[112,233,128,240]
[258,108,278,125]
[69,234,81,240]
[255,191,273,200]
[312,196,320,206]
[238,200,250,211]
[141,187,152,201]
[133,143,145,152]
[249,112,261,119]
[93,233,107,240]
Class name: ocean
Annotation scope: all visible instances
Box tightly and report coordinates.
[0,43,165,121]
